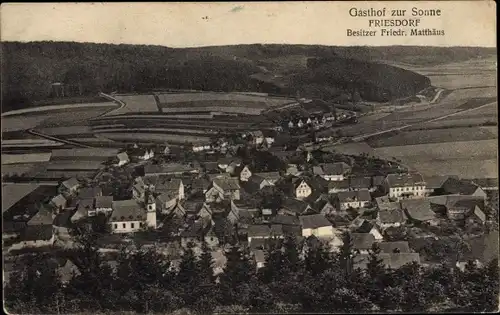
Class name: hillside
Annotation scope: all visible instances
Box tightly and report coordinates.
[2,42,494,112]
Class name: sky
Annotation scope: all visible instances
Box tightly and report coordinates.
[1,2,496,47]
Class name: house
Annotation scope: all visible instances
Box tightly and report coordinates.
[253,172,281,185]
[440,196,486,221]
[115,152,130,166]
[315,129,336,143]
[129,147,154,160]
[247,224,284,243]
[349,177,374,192]
[423,175,458,195]
[377,209,407,229]
[378,241,411,254]
[375,196,400,211]
[153,178,185,200]
[313,162,351,181]
[206,177,241,202]
[297,119,305,128]
[239,165,253,182]
[61,177,79,194]
[245,175,275,193]
[57,259,81,284]
[218,157,242,173]
[351,233,376,254]
[192,143,212,152]
[400,199,435,223]
[156,192,178,214]
[354,253,421,270]
[293,178,313,199]
[79,187,103,200]
[270,214,300,226]
[247,130,264,145]
[286,164,301,176]
[94,196,113,216]
[191,177,211,195]
[280,198,313,216]
[315,198,336,215]
[253,250,266,270]
[328,180,350,193]
[385,173,426,200]
[180,220,210,248]
[336,190,371,210]
[440,177,487,199]
[12,225,55,250]
[76,198,95,218]
[299,214,334,239]
[470,178,499,191]
[50,194,67,212]
[109,197,156,233]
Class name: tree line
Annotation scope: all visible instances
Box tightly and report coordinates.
[4,230,499,314]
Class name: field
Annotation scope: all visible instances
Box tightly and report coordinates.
[97,132,212,144]
[373,139,497,178]
[46,161,105,171]
[2,153,52,165]
[1,102,117,117]
[111,94,159,114]
[367,127,497,148]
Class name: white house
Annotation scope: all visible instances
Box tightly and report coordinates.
[297,119,304,128]
[313,162,351,181]
[385,173,426,200]
[253,250,266,270]
[109,197,156,233]
[294,179,312,199]
[193,144,212,152]
[116,152,130,166]
[94,196,113,216]
[299,214,334,239]
[239,165,253,182]
[336,190,371,210]
[61,177,80,194]
[247,224,284,243]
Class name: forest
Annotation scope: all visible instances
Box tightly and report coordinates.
[4,228,499,314]
[4,42,491,112]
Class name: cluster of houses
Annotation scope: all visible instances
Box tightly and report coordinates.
[4,139,495,276]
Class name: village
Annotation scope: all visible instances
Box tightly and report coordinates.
[3,118,498,283]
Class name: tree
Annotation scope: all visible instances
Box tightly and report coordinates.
[197,241,215,285]
[304,240,332,277]
[338,231,356,277]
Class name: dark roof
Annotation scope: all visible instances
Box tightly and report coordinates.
[400,199,435,221]
[423,175,458,189]
[319,162,351,176]
[22,225,53,241]
[378,241,411,253]
[248,225,271,237]
[95,196,113,209]
[79,187,102,199]
[354,253,421,269]
[442,177,482,195]
[349,177,372,190]
[282,198,310,215]
[372,176,386,186]
[2,183,41,213]
[470,178,499,188]
[110,199,146,222]
[27,209,53,225]
[253,172,281,182]
[192,178,211,190]
[328,180,350,191]
[386,173,425,188]
[351,233,376,250]
[299,214,332,229]
[213,177,240,191]
[337,190,371,203]
[378,209,406,224]
[144,163,197,175]
[282,225,302,236]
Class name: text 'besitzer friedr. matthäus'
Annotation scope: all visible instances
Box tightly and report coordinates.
[346,7,445,37]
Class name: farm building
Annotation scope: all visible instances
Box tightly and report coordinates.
[385,173,426,200]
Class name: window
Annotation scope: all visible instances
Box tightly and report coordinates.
[114,224,117,229]
[131,223,135,229]
[123,223,126,229]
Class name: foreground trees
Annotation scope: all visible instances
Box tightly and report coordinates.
[4,234,499,314]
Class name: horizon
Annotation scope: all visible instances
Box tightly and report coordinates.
[1,2,496,48]
[2,40,497,50]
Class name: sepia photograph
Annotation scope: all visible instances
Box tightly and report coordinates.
[1,1,498,314]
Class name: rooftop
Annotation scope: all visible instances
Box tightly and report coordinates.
[400,199,435,222]
[79,187,103,199]
[213,177,240,191]
[22,224,53,241]
[386,173,425,188]
[441,177,482,195]
[337,190,371,203]
[144,163,198,175]
[354,253,421,269]
[62,177,79,189]
[351,233,376,250]
[378,209,406,224]
[95,196,113,209]
[299,214,332,230]
[2,183,41,213]
[110,199,146,222]
[378,241,411,253]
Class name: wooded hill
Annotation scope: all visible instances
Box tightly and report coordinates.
[2,41,494,112]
